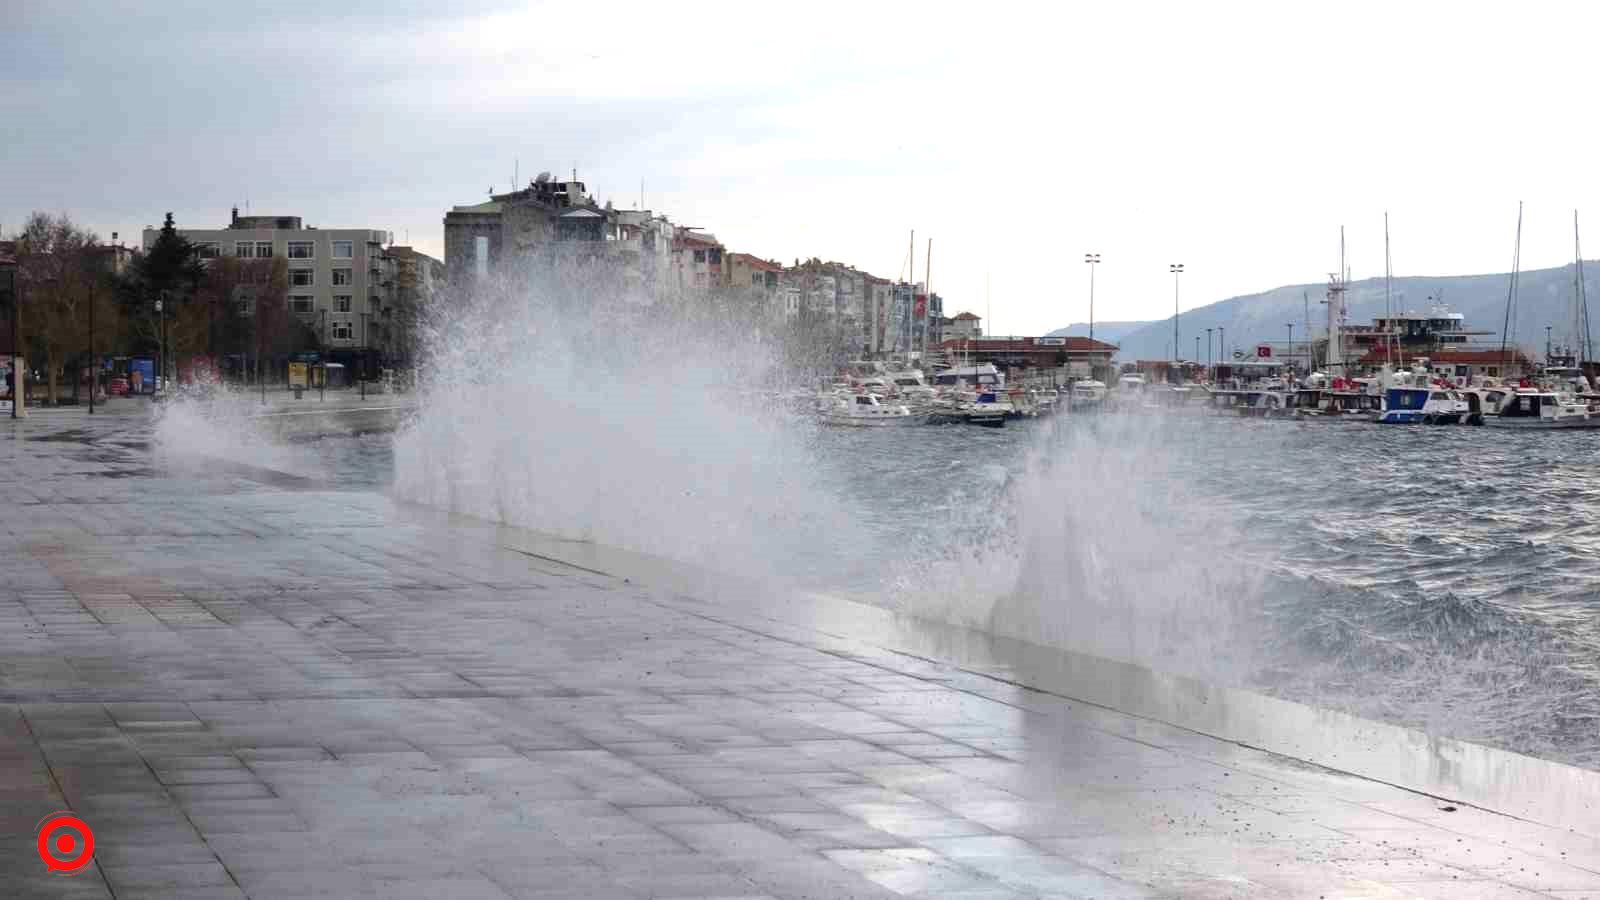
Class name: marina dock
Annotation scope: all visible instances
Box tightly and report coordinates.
[3,409,1600,899]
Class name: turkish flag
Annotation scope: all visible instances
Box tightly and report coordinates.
[914,295,927,317]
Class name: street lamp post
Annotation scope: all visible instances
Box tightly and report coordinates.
[1,260,16,419]
[1169,264,1184,363]
[1286,323,1295,379]
[1219,326,1226,370]
[155,293,165,401]
[1547,325,1554,362]
[1084,253,1100,342]
[1206,327,1214,374]
[360,312,370,400]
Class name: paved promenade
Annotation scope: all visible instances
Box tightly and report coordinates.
[3,410,1600,899]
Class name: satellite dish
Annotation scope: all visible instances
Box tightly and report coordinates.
[535,171,552,185]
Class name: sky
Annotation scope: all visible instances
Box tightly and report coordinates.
[6,0,1600,336]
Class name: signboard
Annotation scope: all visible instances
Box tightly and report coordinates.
[129,357,154,394]
[1256,345,1272,358]
[1037,337,1066,346]
[288,362,308,389]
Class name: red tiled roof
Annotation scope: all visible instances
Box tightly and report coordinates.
[938,336,1117,353]
[728,253,782,272]
[952,311,980,320]
[1353,348,1531,366]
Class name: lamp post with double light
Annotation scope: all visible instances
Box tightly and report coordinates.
[1169,263,1184,364]
[1084,253,1100,342]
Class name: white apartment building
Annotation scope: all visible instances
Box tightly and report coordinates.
[145,212,394,347]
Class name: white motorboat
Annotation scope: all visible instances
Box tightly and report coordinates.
[958,390,1011,427]
[1070,380,1107,409]
[1484,391,1600,428]
[819,393,921,427]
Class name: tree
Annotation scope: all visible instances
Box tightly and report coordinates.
[117,212,204,375]
[15,212,105,404]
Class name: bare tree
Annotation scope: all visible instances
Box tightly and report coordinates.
[15,212,101,404]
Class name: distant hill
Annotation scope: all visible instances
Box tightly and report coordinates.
[1106,263,1595,362]
[1046,321,1150,344]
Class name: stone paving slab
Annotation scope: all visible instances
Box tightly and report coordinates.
[3,413,1600,899]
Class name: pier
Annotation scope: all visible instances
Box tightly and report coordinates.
[3,408,1599,899]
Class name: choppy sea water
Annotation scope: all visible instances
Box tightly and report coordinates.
[307,414,1600,770]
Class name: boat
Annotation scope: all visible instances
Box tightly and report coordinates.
[819,393,922,427]
[1069,380,1107,410]
[959,390,1010,427]
[1484,391,1600,428]
[1376,387,1468,424]
[931,363,1005,391]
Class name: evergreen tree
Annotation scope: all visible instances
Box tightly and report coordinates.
[117,212,204,357]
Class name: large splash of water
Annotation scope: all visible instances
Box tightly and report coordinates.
[390,267,876,584]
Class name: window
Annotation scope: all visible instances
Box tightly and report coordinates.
[752,273,763,286]
[332,240,353,259]
[331,320,354,341]
[256,241,273,258]
[331,268,352,286]
[289,295,314,314]
[287,241,314,259]
[235,300,251,315]
[708,248,722,264]
[290,268,314,287]
[235,242,253,258]
[334,295,352,313]
[196,242,221,259]
[693,249,706,263]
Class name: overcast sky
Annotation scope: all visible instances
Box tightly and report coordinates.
[6,1,1600,335]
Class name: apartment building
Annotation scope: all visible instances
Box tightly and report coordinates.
[147,211,394,347]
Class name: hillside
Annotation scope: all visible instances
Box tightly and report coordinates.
[1102,263,1594,362]
[1045,321,1150,344]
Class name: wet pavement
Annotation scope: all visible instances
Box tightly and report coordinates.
[3,409,1599,899]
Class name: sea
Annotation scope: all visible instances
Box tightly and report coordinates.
[285,412,1600,772]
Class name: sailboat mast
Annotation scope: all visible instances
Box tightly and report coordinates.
[909,230,915,360]
[923,238,932,367]
[1500,202,1524,375]
[1577,211,1592,371]
[1303,291,1311,374]
[1384,212,1393,367]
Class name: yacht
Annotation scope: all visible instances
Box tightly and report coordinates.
[819,393,921,427]
[1484,392,1600,429]
[1069,380,1108,409]
[931,363,1005,391]
[959,390,1011,427]
[1377,387,1469,424]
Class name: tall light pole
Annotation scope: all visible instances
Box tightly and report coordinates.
[1194,335,1200,366]
[1084,253,1100,341]
[1,260,16,419]
[1170,264,1184,363]
[155,293,165,401]
[1219,326,1226,369]
[1286,323,1295,377]
[1206,327,1214,372]
[1547,324,1554,362]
